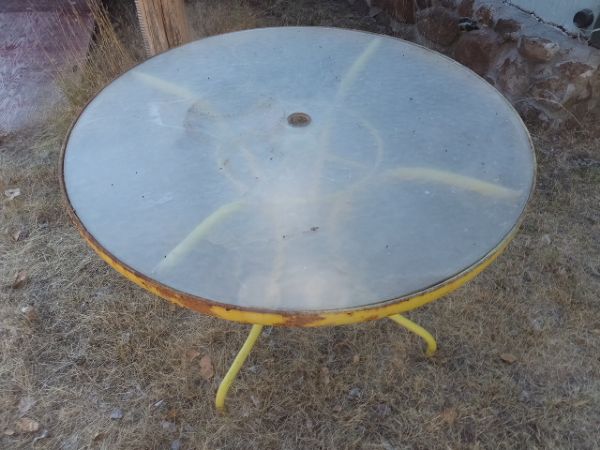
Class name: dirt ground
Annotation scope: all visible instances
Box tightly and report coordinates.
[1,1,600,449]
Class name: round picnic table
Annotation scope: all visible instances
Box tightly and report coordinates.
[61,27,535,411]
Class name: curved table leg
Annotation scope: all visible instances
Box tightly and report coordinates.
[388,314,437,357]
[215,324,264,412]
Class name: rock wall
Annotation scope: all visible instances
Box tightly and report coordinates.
[361,0,600,127]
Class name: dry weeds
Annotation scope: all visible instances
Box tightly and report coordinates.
[1,1,600,449]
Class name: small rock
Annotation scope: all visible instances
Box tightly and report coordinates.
[416,6,460,46]
[458,18,479,32]
[541,234,551,245]
[454,29,500,75]
[531,72,591,107]
[4,429,15,436]
[171,439,182,450]
[15,417,40,433]
[500,353,517,364]
[515,100,552,126]
[530,317,544,331]
[348,387,362,400]
[305,418,314,430]
[475,5,494,27]
[518,36,559,62]
[375,403,391,417]
[497,55,530,97]
[161,421,177,432]
[18,396,35,415]
[110,408,124,420]
[4,188,21,200]
[457,0,474,17]
[557,61,595,81]
[321,367,330,385]
[494,18,520,41]
[352,354,360,364]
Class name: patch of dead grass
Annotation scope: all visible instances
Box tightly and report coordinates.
[1,0,600,448]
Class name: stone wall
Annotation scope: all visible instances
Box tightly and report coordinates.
[360,0,600,127]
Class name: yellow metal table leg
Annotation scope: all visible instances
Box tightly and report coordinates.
[215,324,264,412]
[388,314,437,357]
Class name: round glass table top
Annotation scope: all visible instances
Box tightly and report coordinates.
[62,27,535,313]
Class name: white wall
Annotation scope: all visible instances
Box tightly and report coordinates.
[509,0,599,34]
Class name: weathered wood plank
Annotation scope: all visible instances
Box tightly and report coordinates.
[135,0,191,56]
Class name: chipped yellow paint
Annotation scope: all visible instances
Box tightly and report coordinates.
[71,207,513,328]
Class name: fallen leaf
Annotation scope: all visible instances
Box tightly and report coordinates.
[15,417,40,433]
[110,408,123,420]
[199,355,214,380]
[4,429,15,436]
[11,271,27,289]
[20,305,39,322]
[500,353,517,364]
[184,349,200,362]
[320,367,330,385]
[92,432,106,442]
[332,404,342,413]
[153,399,165,409]
[352,354,360,364]
[166,408,178,420]
[12,229,23,241]
[171,439,182,450]
[18,396,35,415]
[4,188,21,200]
[32,429,49,444]
[439,407,458,425]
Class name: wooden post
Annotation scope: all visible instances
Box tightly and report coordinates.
[134,0,192,56]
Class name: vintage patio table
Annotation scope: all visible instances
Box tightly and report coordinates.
[61,27,535,411]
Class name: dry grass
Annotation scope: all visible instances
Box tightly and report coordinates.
[1,0,600,448]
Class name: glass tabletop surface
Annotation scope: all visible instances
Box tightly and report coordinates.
[63,27,535,312]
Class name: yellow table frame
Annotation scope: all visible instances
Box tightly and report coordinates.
[57,184,518,411]
[215,314,436,411]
